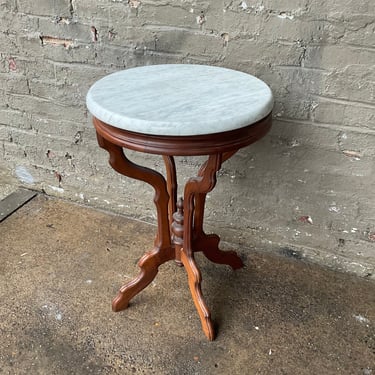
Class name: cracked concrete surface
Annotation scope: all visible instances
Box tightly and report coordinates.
[0,194,374,374]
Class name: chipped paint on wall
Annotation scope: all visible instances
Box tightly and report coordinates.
[15,166,35,185]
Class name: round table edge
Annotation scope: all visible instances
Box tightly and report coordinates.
[93,113,272,156]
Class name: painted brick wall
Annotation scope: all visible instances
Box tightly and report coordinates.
[0,0,374,277]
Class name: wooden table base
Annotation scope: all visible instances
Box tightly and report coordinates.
[93,112,271,340]
[97,133,244,341]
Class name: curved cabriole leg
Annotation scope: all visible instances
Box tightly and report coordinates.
[180,249,215,340]
[182,154,223,340]
[97,132,173,311]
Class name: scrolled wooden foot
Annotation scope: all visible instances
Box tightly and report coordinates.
[112,246,175,312]
[193,233,244,270]
[180,249,215,341]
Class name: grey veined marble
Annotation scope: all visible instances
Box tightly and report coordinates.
[86,64,273,136]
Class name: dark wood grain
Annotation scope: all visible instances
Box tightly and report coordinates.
[93,113,272,156]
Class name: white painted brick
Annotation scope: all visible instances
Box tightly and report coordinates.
[0,0,374,277]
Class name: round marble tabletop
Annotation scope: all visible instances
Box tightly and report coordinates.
[86,64,273,137]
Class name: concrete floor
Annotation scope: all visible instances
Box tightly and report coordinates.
[0,194,374,375]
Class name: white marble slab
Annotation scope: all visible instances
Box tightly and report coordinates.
[86,64,273,136]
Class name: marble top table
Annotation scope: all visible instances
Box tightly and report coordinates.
[86,64,273,137]
[87,64,273,340]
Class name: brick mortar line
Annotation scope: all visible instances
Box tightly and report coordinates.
[7,92,83,107]
[275,65,329,72]
[10,17,374,47]
[0,109,82,124]
[141,24,215,34]
[312,94,375,109]
[343,43,375,52]
[10,12,70,20]
[49,60,115,70]
[275,118,375,136]
[2,134,76,144]
[8,30,374,53]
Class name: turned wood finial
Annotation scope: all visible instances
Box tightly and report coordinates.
[176,197,183,212]
[171,198,184,246]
